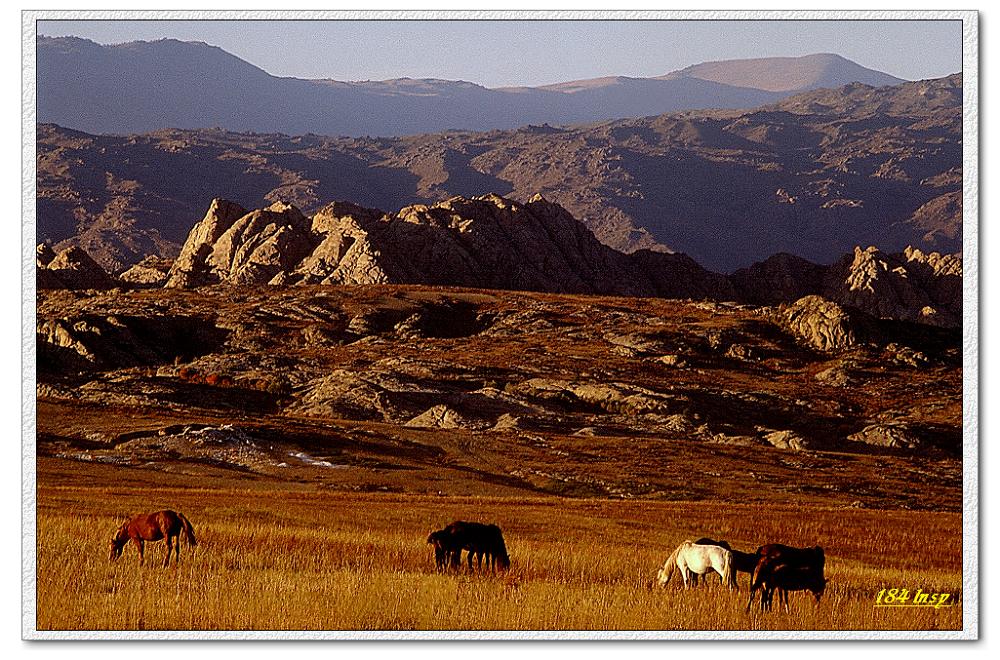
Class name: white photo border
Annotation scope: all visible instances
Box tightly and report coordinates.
[20,8,980,641]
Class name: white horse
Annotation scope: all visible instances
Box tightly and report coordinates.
[657,540,734,589]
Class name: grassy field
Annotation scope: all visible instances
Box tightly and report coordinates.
[35,478,962,632]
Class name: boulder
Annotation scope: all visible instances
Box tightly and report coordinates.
[847,423,921,450]
[780,295,865,352]
[762,429,811,451]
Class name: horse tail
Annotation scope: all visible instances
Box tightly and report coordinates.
[722,551,735,590]
[658,545,681,585]
[178,512,197,547]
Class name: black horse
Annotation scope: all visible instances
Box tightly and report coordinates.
[427,521,510,572]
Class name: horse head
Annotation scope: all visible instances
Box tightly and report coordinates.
[108,522,129,561]
[813,575,828,602]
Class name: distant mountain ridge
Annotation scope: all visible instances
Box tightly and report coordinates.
[37,36,907,137]
[37,73,960,273]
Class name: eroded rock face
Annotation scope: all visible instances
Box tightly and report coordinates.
[733,245,962,328]
[780,295,865,352]
[152,194,961,329]
[118,256,172,287]
[165,199,249,288]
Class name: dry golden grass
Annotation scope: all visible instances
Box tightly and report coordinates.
[35,485,962,632]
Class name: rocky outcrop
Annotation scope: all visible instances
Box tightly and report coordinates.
[733,245,962,328]
[118,256,172,287]
[166,200,316,288]
[38,245,115,290]
[164,198,248,288]
[831,246,961,328]
[847,423,921,451]
[166,194,735,300]
[153,195,960,328]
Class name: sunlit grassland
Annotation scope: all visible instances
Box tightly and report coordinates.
[35,486,962,632]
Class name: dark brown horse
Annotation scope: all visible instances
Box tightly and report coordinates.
[746,544,826,612]
[429,521,510,572]
[427,530,461,570]
[109,510,197,567]
[757,563,827,612]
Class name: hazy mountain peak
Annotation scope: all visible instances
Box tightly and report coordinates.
[37,36,907,137]
[662,52,905,92]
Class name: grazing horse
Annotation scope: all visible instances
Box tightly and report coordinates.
[691,538,760,588]
[109,510,197,567]
[427,530,461,570]
[746,544,826,612]
[757,563,827,612]
[428,521,510,572]
[657,541,734,589]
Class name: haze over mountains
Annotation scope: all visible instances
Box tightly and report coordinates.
[37,36,904,137]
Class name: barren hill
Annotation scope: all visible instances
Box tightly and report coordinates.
[36,278,961,507]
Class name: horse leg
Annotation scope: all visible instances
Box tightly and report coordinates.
[175,533,181,564]
[134,538,145,565]
[163,537,172,568]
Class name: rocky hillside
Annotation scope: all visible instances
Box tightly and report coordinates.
[39,195,962,328]
[36,74,961,273]
[38,38,903,137]
[36,281,961,506]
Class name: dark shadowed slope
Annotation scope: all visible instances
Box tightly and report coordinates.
[37,37,906,137]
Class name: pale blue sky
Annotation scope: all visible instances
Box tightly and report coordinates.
[37,20,962,87]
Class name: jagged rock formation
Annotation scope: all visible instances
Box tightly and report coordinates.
[834,246,961,327]
[38,193,961,330]
[166,195,735,300]
[733,245,962,328]
[160,195,960,328]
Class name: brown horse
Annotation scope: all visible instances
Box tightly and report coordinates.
[109,510,197,567]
